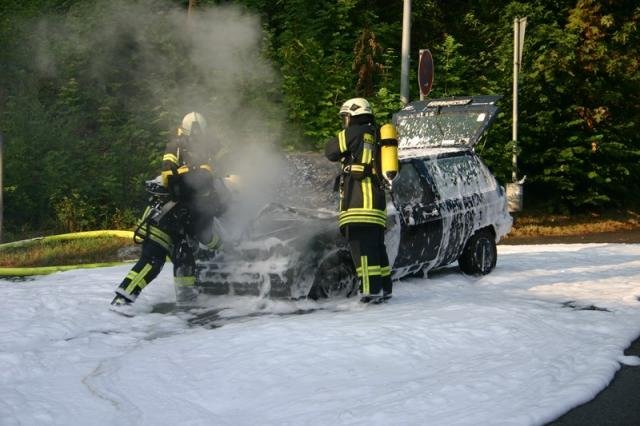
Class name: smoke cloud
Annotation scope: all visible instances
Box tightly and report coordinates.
[31,0,299,232]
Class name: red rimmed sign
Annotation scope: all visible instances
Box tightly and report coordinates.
[418,49,434,98]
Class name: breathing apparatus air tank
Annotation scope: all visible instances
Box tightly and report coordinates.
[379,123,399,187]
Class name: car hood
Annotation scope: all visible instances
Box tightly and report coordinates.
[393,95,500,154]
[243,203,338,250]
[196,203,343,298]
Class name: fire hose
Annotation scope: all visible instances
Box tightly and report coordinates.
[0,230,135,277]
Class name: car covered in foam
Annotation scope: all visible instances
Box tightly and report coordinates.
[195,95,512,299]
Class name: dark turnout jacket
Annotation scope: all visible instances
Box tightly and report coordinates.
[324,118,386,228]
[161,136,226,219]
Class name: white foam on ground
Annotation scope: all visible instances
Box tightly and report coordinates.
[1,243,640,425]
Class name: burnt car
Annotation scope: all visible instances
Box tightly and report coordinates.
[195,95,512,299]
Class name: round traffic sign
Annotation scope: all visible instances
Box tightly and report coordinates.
[418,49,434,97]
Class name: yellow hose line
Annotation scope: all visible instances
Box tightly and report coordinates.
[0,262,134,277]
[0,230,135,277]
[0,230,134,250]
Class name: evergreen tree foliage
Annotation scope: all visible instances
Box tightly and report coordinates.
[1,0,281,233]
[0,0,638,235]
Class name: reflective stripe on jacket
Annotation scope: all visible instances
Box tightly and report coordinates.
[325,123,386,228]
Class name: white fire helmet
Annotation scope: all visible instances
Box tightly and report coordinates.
[178,111,207,136]
[339,98,372,117]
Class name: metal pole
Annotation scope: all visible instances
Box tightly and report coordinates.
[512,17,519,183]
[188,0,197,18]
[419,49,425,101]
[400,0,411,105]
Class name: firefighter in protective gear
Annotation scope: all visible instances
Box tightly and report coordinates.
[324,98,397,303]
[111,111,227,307]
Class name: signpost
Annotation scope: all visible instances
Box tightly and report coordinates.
[400,0,412,105]
[507,16,527,213]
[188,0,197,17]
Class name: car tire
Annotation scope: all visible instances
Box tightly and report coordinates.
[307,250,357,300]
[458,228,497,275]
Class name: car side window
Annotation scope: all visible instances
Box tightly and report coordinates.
[424,154,484,199]
[393,162,429,205]
[474,157,499,192]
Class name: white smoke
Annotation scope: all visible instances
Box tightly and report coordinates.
[31,0,293,232]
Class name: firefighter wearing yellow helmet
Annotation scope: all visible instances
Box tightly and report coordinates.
[325,98,398,303]
[111,111,228,308]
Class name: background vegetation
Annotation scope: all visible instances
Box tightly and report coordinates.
[1,0,638,239]
[0,236,135,267]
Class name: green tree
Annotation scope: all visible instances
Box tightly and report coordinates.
[2,0,640,237]
[518,0,640,211]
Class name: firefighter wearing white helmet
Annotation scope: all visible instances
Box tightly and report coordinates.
[112,111,228,309]
[178,111,207,136]
[324,98,398,304]
[339,97,372,121]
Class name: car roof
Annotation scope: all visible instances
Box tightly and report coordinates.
[393,95,500,159]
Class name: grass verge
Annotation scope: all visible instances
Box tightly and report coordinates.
[506,210,640,238]
[0,236,138,268]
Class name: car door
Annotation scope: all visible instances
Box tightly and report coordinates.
[389,159,443,275]
[425,152,502,266]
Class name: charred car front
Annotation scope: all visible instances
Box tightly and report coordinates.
[195,95,512,299]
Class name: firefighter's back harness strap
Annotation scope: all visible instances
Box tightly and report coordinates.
[339,130,377,179]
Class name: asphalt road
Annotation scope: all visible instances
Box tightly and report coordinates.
[547,337,640,425]
[501,229,640,425]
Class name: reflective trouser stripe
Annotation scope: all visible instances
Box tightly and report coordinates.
[360,256,370,295]
[381,266,391,277]
[175,276,196,287]
[338,130,347,153]
[206,234,222,250]
[357,265,383,275]
[361,177,373,209]
[357,263,389,296]
[125,263,153,294]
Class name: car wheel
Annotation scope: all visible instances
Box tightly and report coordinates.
[307,250,357,300]
[458,229,497,275]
